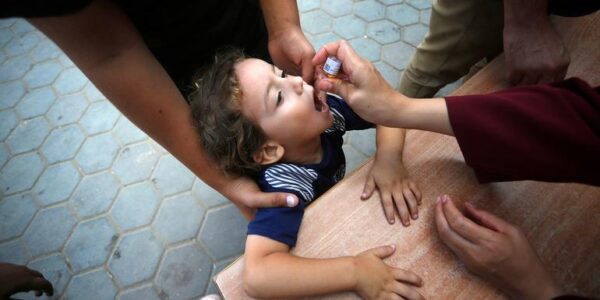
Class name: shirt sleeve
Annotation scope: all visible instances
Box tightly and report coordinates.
[247,192,307,247]
[327,94,374,131]
[445,78,600,186]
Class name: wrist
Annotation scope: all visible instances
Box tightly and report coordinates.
[503,0,548,29]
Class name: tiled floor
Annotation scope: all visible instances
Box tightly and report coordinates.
[0,1,459,299]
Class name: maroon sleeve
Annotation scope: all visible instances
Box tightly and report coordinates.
[445,78,600,186]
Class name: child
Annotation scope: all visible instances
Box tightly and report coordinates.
[188,49,423,299]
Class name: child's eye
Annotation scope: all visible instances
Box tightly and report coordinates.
[276,91,283,106]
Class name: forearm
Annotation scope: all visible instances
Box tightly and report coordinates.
[29,1,232,197]
[245,253,357,298]
[259,0,301,37]
[503,0,548,27]
[390,94,454,136]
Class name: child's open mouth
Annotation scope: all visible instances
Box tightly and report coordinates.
[313,92,328,112]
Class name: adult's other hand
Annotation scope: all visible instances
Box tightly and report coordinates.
[0,263,53,299]
[434,195,563,300]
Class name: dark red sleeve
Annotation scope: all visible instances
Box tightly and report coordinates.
[445,78,600,186]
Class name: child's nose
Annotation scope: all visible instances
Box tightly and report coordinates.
[290,76,303,94]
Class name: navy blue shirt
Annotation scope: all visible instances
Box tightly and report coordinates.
[247,95,374,247]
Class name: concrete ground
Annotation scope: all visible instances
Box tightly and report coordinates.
[0,1,459,299]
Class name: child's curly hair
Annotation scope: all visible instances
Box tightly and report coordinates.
[188,48,266,177]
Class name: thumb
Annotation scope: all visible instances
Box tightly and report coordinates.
[317,78,356,100]
[251,191,299,208]
[366,244,396,259]
[464,202,509,233]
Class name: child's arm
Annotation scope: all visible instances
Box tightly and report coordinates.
[243,235,424,299]
[363,126,422,226]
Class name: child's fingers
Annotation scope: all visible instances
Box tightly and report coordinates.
[366,244,396,259]
[392,191,410,226]
[402,182,419,220]
[361,176,376,200]
[408,180,422,205]
[380,193,396,224]
[392,269,423,286]
[391,282,425,300]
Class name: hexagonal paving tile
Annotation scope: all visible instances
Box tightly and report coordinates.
[22,204,76,257]
[387,4,420,26]
[342,144,368,173]
[347,128,376,157]
[28,254,71,296]
[109,229,163,287]
[54,67,88,95]
[366,20,401,44]
[65,217,118,272]
[0,193,37,241]
[30,38,61,63]
[76,133,120,173]
[0,52,6,65]
[79,101,120,134]
[16,86,57,119]
[71,171,120,218]
[6,116,50,154]
[23,60,62,89]
[379,0,403,4]
[0,240,28,264]
[118,284,161,300]
[332,15,366,40]
[57,53,74,68]
[382,41,415,70]
[0,152,44,195]
[0,109,18,141]
[0,143,8,167]
[301,10,333,35]
[192,178,228,209]
[84,83,107,102]
[46,93,88,126]
[10,19,36,35]
[113,116,147,145]
[308,32,342,53]
[321,0,353,17]
[198,204,247,260]
[298,0,320,13]
[34,162,80,206]
[420,8,431,25]
[65,269,117,300]
[4,31,39,57]
[152,155,195,196]
[111,181,161,231]
[0,28,13,48]
[40,124,85,164]
[407,0,432,10]
[153,193,205,244]
[374,61,401,89]
[155,243,212,299]
[403,23,428,47]
[113,142,159,185]
[0,54,32,82]
[349,37,381,62]
[354,1,385,22]
[0,80,25,109]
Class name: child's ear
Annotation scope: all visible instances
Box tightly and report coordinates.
[253,141,285,165]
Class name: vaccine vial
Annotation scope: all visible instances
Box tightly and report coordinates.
[323,56,341,78]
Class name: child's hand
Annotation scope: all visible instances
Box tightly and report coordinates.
[362,150,422,226]
[354,245,424,300]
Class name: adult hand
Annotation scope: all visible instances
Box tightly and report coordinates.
[362,150,421,226]
[268,26,315,83]
[221,176,298,220]
[0,263,53,299]
[434,195,564,300]
[312,40,405,127]
[503,6,570,85]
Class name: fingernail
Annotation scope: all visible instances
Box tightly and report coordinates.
[413,214,418,219]
[442,195,448,204]
[286,195,296,207]
[389,244,396,250]
[389,218,395,224]
[436,196,441,204]
[361,192,367,199]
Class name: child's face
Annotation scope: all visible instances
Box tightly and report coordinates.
[236,58,333,147]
